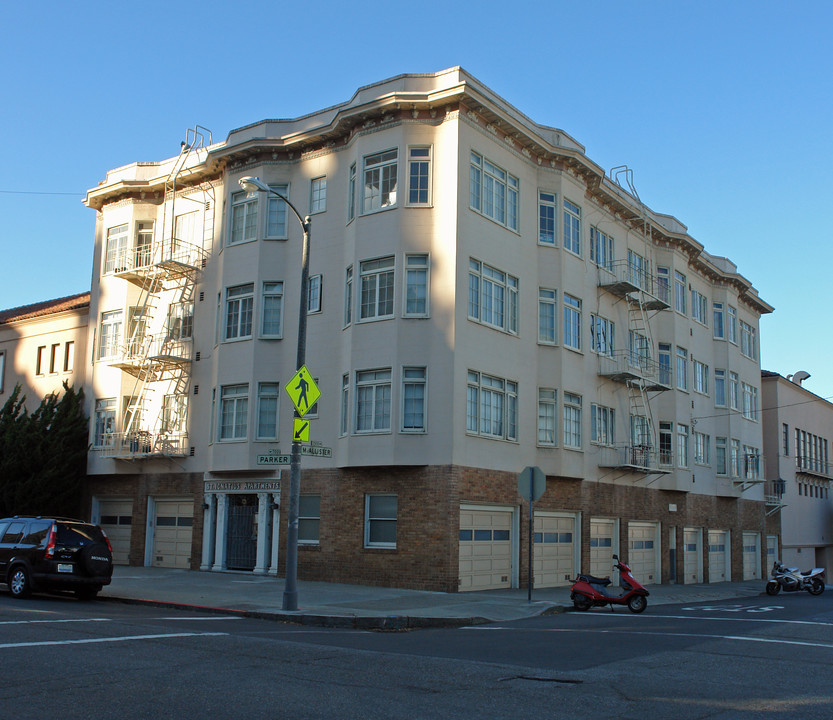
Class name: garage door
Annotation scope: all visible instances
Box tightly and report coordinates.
[708,530,730,583]
[459,507,513,591]
[98,499,133,565]
[766,535,778,570]
[590,518,616,578]
[683,527,702,584]
[534,513,576,587]
[742,532,760,580]
[152,499,194,569]
[628,523,658,583]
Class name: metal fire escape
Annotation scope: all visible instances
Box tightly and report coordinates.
[104,126,213,459]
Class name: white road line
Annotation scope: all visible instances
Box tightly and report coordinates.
[0,632,227,649]
[582,613,833,628]
[0,618,111,626]
[158,616,243,621]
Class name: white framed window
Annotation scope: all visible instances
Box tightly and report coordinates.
[230,190,258,245]
[256,382,279,440]
[469,151,519,231]
[729,371,739,410]
[93,398,116,447]
[310,177,327,214]
[167,302,194,341]
[265,184,289,239]
[744,446,761,480]
[135,221,153,267]
[692,289,708,325]
[98,310,123,360]
[693,360,709,395]
[731,438,741,477]
[656,266,670,305]
[307,274,322,314]
[466,371,518,441]
[740,320,757,360]
[405,254,429,316]
[104,224,129,274]
[298,495,321,545]
[468,259,518,334]
[659,421,673,466]
[694,431,710,465]
[727,305,738,343]
[0,350,5,393]
[658,342,672,386]
[364,494,397,548]
[219,384,248,441]
[362,149,398,213]
[407,147,431,205]
[360,257,394,320]
[677,423,689,468]
[344,266,353,326]
[627,250,649,290]
[225,283,254,340]
[563,294,581,350]
[347,163,356,223]
[538,288,557,344]
[716,437,728,475]
[538,191,556,244]
[63,341,75,373]
[628,331,650,369]
[537,388,557,446]
[590,315,615,357]
[261,282,284,338]
[742,382,758,420]
[591,404,616,446]
[562,392,582,449]
[36,346,46,375]
[630,414,651,448]
[714,368,726,406]
[49,343,60,374]
[161,394,187,435]
[356,368,392,433]
[563,199,581,255]
[713,302,725,339]
[401,366,426,432]
[676,347,688,390]
[590,227,614,270]
[340,373,349,436]
[674,271,687,314]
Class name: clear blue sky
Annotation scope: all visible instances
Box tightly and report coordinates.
[2,1,831,397]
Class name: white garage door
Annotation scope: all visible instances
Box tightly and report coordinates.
[708,530,730,583]
[152,499,194,569]
[459,507,513,591]
[628,523,659,583]
[534,513,576,587]
[98,499,133,565]
[742,532,760,580]
[590,518,616,578]
[766,535,779,570]
[683,527,702,584]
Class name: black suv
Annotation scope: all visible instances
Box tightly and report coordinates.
[0,516,113,600]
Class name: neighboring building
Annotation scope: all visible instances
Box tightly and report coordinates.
[761,370,833,576]
[0,293,90,408]
[73,67,775,591]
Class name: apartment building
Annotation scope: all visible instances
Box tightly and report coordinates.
[761,370,833,576]
[77,67,775,591]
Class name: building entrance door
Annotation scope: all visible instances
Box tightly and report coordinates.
[226,494,258,570]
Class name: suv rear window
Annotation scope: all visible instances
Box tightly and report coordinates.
[21,521,52,547]
[57,524,106,546]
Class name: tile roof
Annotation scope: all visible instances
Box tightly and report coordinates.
[0,292,91,325]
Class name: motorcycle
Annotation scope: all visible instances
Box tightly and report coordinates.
[765,561,825,596]
[570,554,649,613]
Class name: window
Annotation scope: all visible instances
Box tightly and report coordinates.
[744,446,761,480]
[402,367,426,432]
[360,256,394,320]
[538,288,557,344]
[344,266,353,326]
[469,152,519,230]
[310,177,327,214]
[630,415,651,448]
[716,437,728,475]
[356,369,391,433]
[365,494,397,548]
[468,259,518,334]
[466,371,517,441]
[591,404,615,446]
[692,289,708,325]
[49,343,60,374]
[135,221,153,267]
[225,284,254,340]
[174,211,199,248]
[538,191,556,244]
[713,302,725,339]
[219,384,248,440]
[298,495,321,544]
[628,250,649,290]
[261,184,289,240]
[674,271,687,314]
[628,331,650,369]
[693,360,709,395]
[694,432,710,465]
[261,282,284,337]
[742,382,758,420]
[347,163,356,223]
[405,254,429,316]
[307,274,322,314]
[335,374,349,437]
[230,190,258,245]
[256,383,279,440]
[677,424,689,468]
[93,398,116,447]
[590,315,615,357]
[363,149,398,213]
[36,346,46,375]
[407,147,431,205]
[657,266,670,305]
[563,199,581,254]
[740,321,757,360]
[537,388,557,446]
[658,343,672,386]
[714,368,726,406]
[104,224,128,274]
[563,294,581,350]
[562,393,582,448]
[727,305,738,343]
[782,423,790,456]
[676,347,688,390]
[727,371,739,410]
[590,227,614,270]
[98,310,123,360]
[659,422,673,466]
[731,438,741,476]
[0,350,6,392]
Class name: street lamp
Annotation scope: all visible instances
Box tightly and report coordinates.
[239,175,310,611]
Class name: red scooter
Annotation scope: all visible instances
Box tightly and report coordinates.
[570,555,649,613]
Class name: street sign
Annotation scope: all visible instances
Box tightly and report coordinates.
[518,466,546,502]
[293,418,310,443]
[256,454,291,466]
[301,445,332,457]
[286,365,320,417]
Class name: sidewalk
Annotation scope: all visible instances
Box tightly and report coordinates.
[99,566,769,629]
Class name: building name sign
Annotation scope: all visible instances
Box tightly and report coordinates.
[204,480,281,493]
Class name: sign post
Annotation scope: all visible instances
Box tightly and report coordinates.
[518,466,546,603]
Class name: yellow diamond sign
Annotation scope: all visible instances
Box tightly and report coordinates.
[286,365,320,417]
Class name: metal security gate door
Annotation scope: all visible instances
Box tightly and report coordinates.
[226,495,258,571]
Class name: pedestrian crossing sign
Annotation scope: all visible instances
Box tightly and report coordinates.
[286,365,320,417]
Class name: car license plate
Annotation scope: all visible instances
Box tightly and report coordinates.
[57,564,74,573]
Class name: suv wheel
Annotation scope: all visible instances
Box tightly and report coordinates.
[9,566,31,598]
